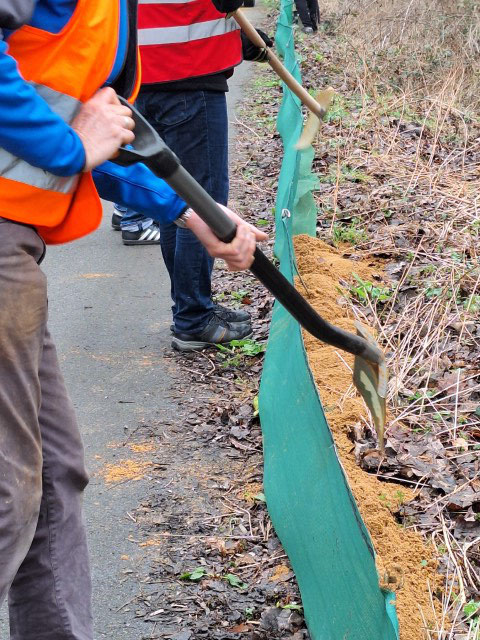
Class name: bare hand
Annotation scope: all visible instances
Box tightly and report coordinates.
[185,205,268,271]
[71,88,135,172]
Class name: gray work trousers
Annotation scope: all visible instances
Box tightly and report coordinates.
[0,219,93,639]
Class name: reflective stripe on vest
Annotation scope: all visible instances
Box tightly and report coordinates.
[138,0,242,84]
[0,83,80,194]
[139,17,239,45]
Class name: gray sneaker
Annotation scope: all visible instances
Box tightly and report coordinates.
[170,304,251,333]
[214,303,251,324]
[172,314,252,352]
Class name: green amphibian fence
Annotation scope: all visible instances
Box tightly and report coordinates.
[258,2,400,638]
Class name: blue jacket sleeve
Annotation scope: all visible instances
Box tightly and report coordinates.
[92,160,187,224]
[0,39,85,176]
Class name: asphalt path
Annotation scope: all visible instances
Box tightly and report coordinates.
[0,4,264,638]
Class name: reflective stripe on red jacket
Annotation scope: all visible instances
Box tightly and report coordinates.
[138,0,242,85]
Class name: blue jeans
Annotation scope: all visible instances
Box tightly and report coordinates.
[119,90,229,334]
[116,205,153,230]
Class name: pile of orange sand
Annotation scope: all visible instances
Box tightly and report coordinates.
[294,235,443,640]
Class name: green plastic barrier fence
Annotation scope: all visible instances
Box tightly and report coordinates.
[258,2,400,638]
[273,4,318,256]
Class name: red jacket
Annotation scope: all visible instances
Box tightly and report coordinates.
[138,0,243,84]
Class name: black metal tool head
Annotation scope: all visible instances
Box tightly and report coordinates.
[114,96,180,178]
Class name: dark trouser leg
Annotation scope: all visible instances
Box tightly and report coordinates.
[157,220,177,318]
[165,225,213,334]
[0,220,46,604]
[136,90,229,334]
[9,329,92,640]
[307,0,319,28]
[0,220,93,639]
[294,0,314,28]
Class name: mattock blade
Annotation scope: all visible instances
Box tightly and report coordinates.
[295,87,335,150]
[352,323,388,452]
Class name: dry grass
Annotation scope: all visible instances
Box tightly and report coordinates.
[320,0,480,114]
[290,0,480,636]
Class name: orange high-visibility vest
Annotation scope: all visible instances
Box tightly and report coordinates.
[138,0,242,85]
[0,0,140,244]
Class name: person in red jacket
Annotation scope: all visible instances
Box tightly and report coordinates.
[113,0,273,351]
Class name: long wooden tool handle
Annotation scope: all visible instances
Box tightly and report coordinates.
[233,9,325,118]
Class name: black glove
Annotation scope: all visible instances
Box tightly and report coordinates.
[241,29,273,62]
[211,0,244,12]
